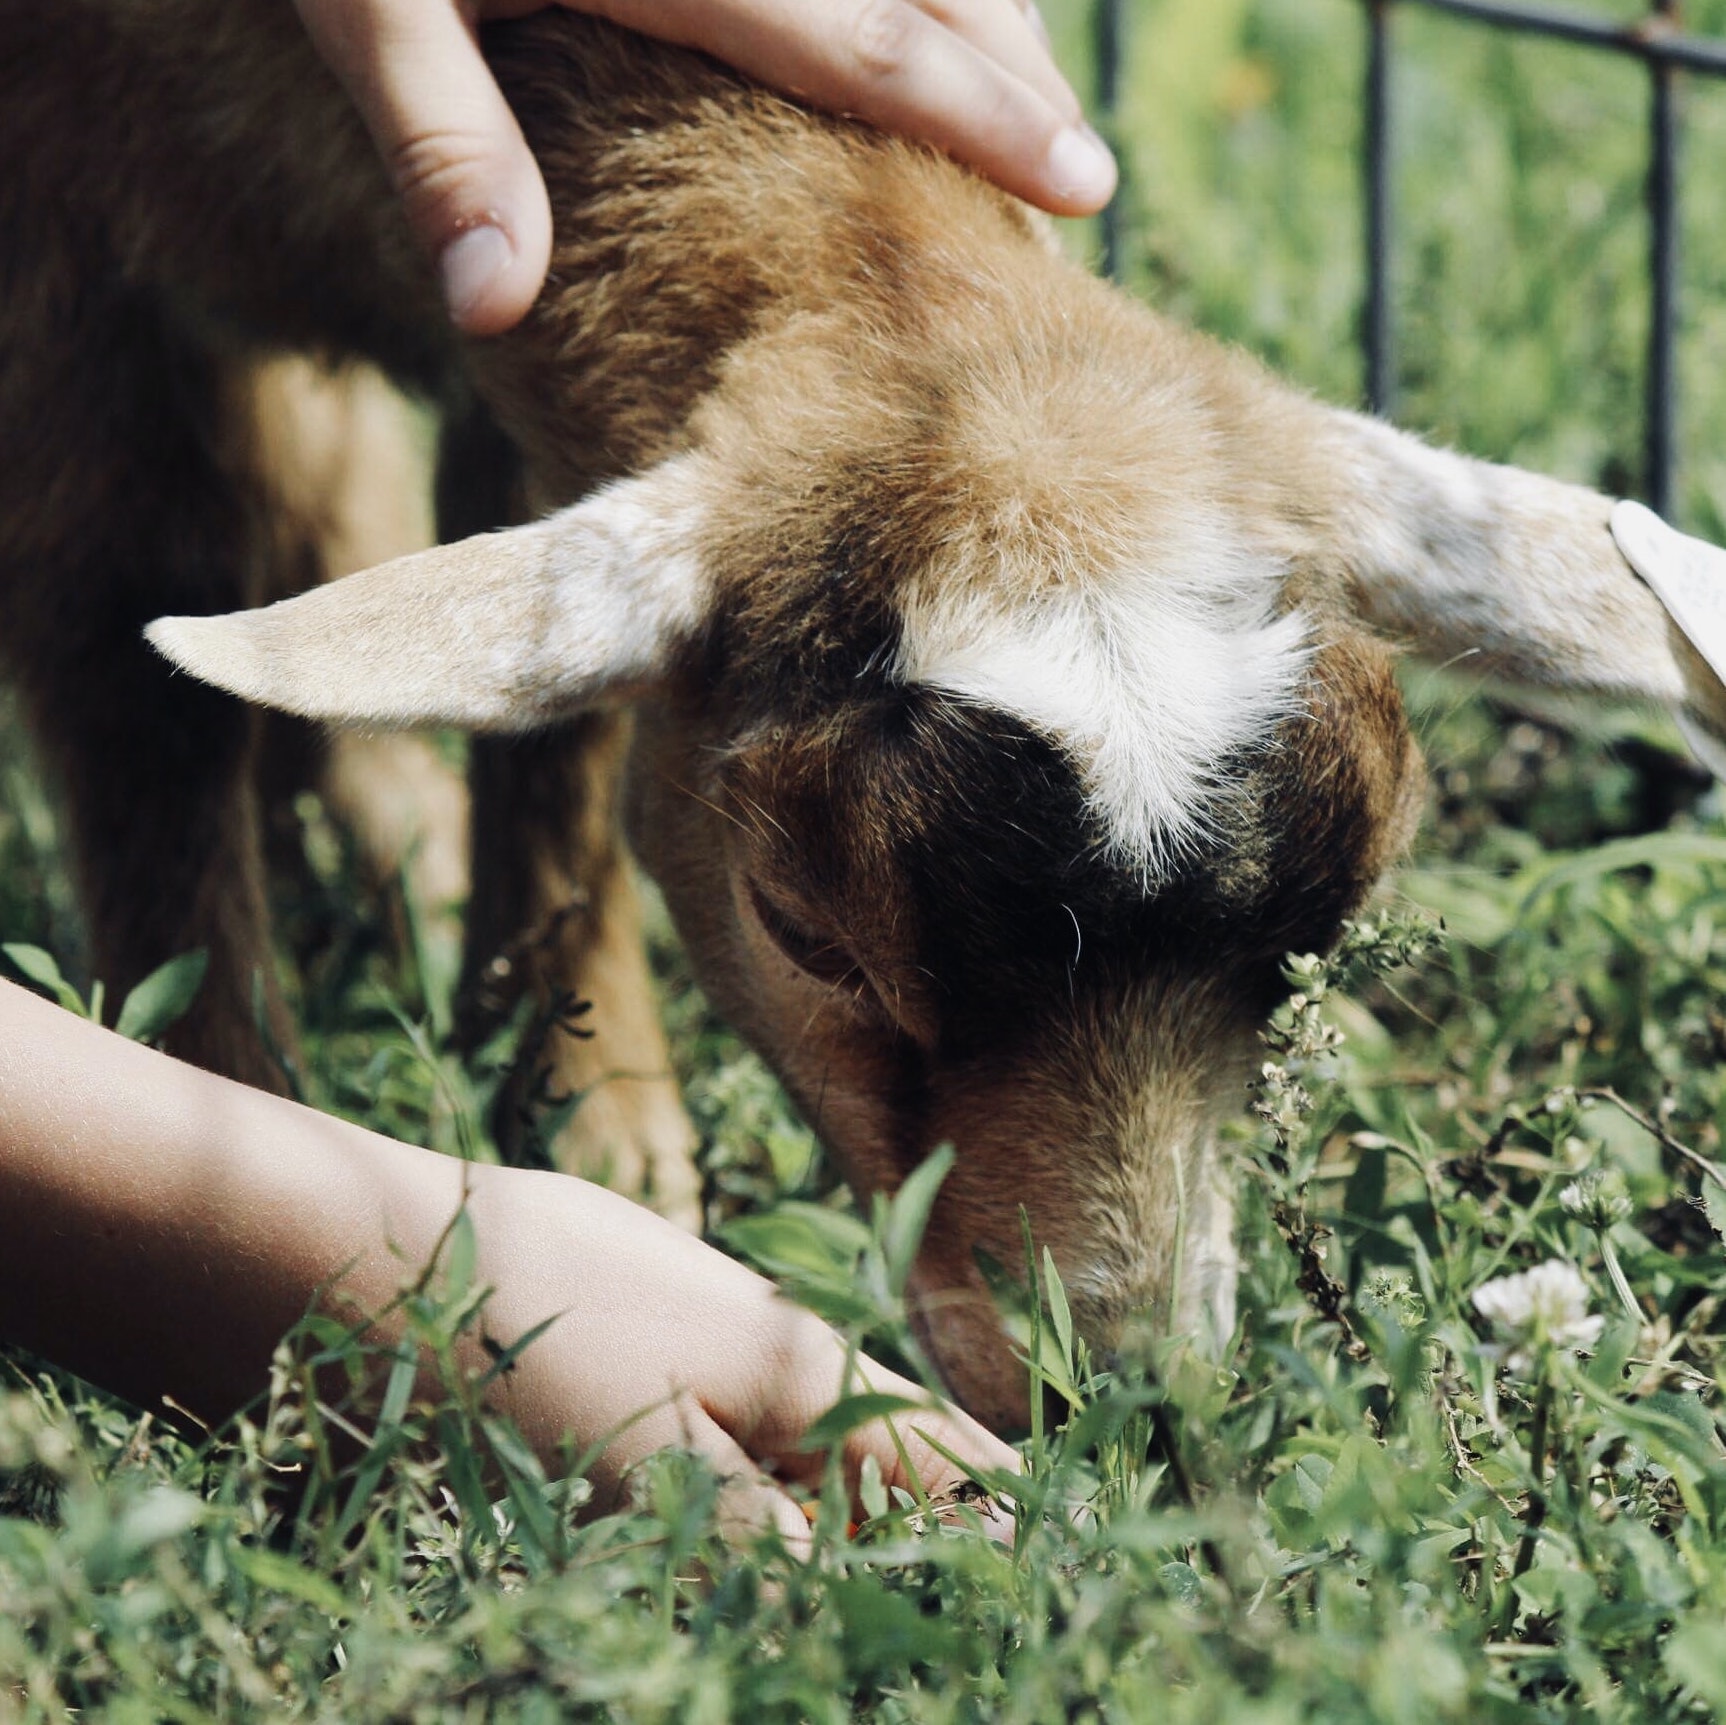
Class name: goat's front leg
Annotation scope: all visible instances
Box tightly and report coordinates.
[247,358,471,985]
[1,287,292,1088]
[432,403,700,1225]
[460,719,701,1230]
[24,638,288,1088]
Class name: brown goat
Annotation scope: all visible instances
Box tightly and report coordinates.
[6,1,1725,1426]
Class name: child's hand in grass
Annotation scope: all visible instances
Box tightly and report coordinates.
[0,978,1016,1553]
[461,1165,1021,1549]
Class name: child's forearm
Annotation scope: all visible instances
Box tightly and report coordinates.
[0,976,463,1425]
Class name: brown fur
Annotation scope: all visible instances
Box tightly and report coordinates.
[7,2,1705,1424]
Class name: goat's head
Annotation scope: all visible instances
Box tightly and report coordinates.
[147,309,1726,1426]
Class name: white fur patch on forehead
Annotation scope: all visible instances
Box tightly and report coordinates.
[895,524,1308,881]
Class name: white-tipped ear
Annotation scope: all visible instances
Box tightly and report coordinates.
[1322,410,1726,765]
[146,463,709,729]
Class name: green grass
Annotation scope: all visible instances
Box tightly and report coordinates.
[9,1,1726,1716]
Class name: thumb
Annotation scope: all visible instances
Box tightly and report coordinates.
[294,0,552,334]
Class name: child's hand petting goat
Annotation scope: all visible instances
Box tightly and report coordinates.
[293,0,1118,333]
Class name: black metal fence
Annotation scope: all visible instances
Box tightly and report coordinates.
[1090,0,1726,519]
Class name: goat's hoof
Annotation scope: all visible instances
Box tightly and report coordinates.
[525,1069,703,1232]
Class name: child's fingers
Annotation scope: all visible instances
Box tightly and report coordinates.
[914,0,1078,123]
[295,0,551,333]
[598,0,1117,216]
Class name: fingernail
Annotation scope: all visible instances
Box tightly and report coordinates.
[438,222,513,328]
[1043,124,1117,208]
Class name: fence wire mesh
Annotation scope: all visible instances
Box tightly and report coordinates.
[1088,0,1726,516]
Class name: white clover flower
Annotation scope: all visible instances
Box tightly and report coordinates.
[1472,1260,1605,1374]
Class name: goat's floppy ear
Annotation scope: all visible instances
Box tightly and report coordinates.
[146,464,708,729]
[1321,409,1726,766]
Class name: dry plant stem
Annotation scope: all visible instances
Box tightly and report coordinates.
[1269,1199,1371,1364]
[1443,1402,1518,1515]
[1253,1120,1370,1360]
[1578,1087,1726,1195]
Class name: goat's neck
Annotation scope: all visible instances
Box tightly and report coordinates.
[474,12,1057,506]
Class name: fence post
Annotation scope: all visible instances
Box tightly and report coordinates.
[1093,0,1125,279]
[1364,0,1397,417]
[1647,0,1681,516]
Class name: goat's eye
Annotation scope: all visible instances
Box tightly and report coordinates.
[746,880,863,988]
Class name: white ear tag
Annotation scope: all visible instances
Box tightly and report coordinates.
[1611,499,1726,780]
